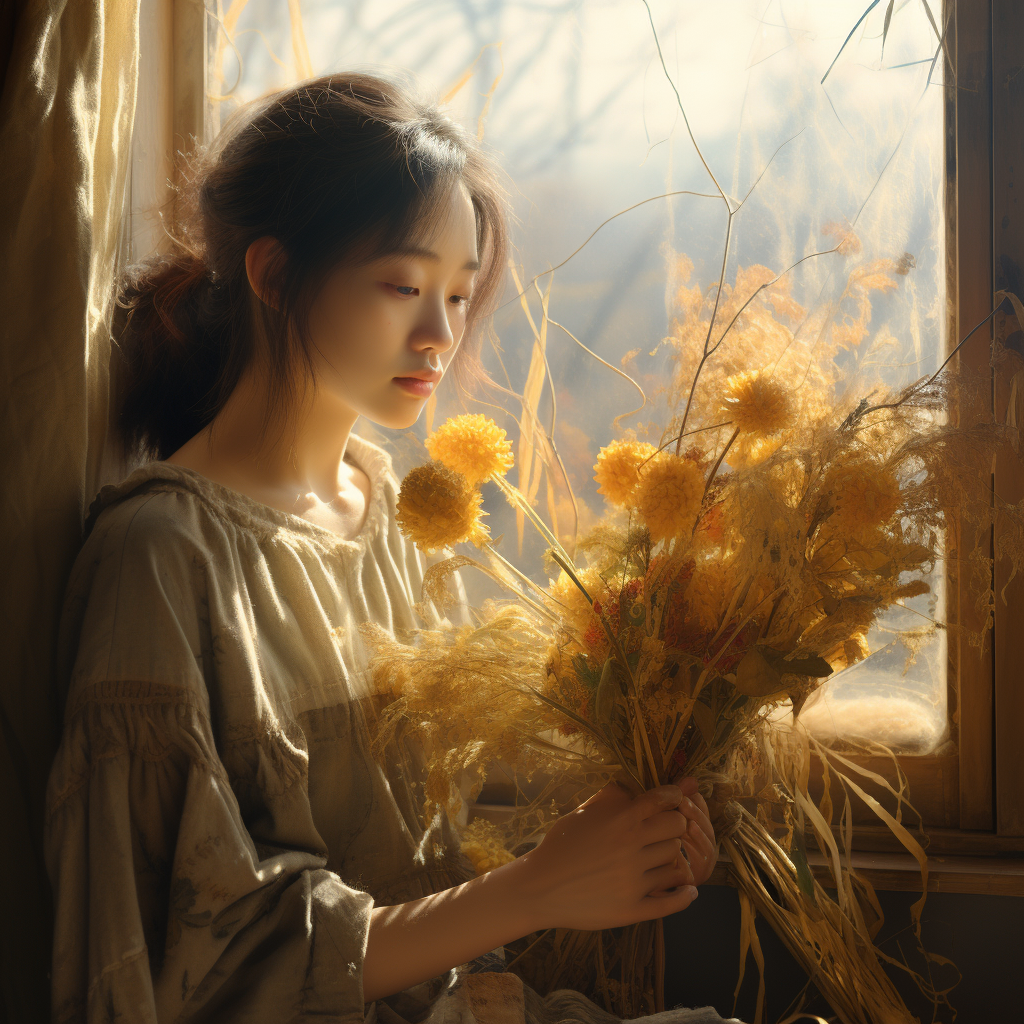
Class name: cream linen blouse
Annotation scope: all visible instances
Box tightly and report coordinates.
[43,433,487,1024]
[43,431,740,1024]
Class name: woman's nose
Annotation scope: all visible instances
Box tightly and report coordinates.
[413,293,456,353]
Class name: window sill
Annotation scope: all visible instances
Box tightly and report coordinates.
[706,848,1024,897]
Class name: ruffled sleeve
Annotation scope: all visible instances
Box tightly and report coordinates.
[44,492,376,1024]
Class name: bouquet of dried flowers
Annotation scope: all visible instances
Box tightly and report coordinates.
[359,244,1024,1023]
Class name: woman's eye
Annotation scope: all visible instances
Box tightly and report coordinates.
[387,283,469,304]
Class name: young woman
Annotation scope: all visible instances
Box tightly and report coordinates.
[43,71,734,1024]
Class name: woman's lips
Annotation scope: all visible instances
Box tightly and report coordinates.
[393,377,435,397]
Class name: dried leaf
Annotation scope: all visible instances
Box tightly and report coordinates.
[733,647,783,698]
[690,701,716,745]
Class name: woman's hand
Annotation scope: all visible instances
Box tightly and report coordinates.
[362,775,717,1001]
[513,778,709,932]
[648,776,718,896]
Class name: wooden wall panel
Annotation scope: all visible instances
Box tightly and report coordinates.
[992,0,1024,836]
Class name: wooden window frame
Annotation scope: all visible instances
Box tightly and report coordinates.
[802,0,1024,872]
[956,0,1024,842]
[128,0,207,263]
[144,0,1024,882]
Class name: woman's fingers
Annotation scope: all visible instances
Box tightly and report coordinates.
[642,860,695,894]
[683,816,713,860]
[641,808,689,846]
[636,784,687,821]
[687,794,716,846]
[632,782,718,880]
[670,787,716,852]
[674,776,700,798]
[640,837,684,871]
[681,820,717,884]
[637,777,717,893]
[690,789,710,816]
[637,883,700,923]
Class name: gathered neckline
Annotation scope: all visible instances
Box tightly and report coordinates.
[85,432,396,557]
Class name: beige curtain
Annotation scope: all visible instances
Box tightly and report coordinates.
[0,1,140,1018]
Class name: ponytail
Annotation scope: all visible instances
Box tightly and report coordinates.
[114,244,243,462]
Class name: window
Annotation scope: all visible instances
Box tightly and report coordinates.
[137,0,1023,862]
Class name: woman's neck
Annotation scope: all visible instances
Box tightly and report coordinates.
[166,367,367,519]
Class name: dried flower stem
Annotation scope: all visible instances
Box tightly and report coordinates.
[482,543,559,618]
[847,300,1010,427]
[549,317,648,430]
[703,426,741,502]
[492,474,574,568]
[543,544,661,787]
[695,585,787,700]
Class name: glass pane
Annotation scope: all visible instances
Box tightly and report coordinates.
[206,0,949,754]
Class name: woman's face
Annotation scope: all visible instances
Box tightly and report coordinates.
[305,184,480,430]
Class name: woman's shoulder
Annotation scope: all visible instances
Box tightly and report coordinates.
[84,458,288,553]
[84,464,215,554]
[67,464,256,621]
[55,467,227,716]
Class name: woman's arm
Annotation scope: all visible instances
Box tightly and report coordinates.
[362,852,540,1002]
[362,776,716,1002]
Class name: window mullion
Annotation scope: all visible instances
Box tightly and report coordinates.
[952,0,996,834]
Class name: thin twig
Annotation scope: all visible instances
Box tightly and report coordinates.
[702,427,741,504]
[492,189,719,316]
[530,285,581,559]
[844,302,1004,426]
[548,317,648,428]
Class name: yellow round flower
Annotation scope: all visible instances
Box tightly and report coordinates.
[593,439,658,506]
[720,369,794,436]
[425,414,514,486]
[635,452,704,543]
[395,461,489,553]
[827,461,902,531]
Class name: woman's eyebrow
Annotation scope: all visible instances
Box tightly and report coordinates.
[387,245,480,271]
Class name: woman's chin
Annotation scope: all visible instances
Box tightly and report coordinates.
[364,402,426,432]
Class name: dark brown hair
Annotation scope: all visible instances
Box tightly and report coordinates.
[115,70,510,462]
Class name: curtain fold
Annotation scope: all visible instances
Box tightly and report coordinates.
[0,0,141,1018]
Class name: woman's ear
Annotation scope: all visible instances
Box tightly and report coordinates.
[245,236,284,310]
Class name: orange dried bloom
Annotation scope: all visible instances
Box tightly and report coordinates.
[827,461,902,531]
[634,452,704,543]
[822,221,862,256]
[395,461,489,553]
[720,370,794,437]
